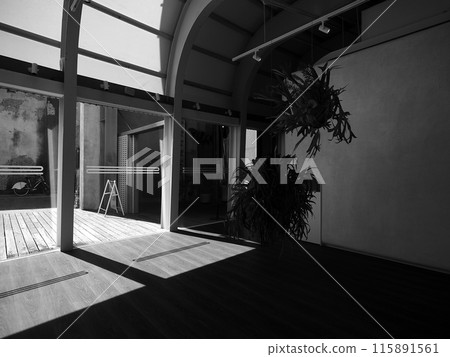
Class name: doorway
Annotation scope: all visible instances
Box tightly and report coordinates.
[178,120,230,235]
[133,127,163,225]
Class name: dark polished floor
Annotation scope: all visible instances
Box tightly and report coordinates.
[0,231,449,338]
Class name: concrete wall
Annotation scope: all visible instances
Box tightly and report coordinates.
[80,103,102,210]
[79,103,118,211]
[0,89,50,190]
[286,22,450,272]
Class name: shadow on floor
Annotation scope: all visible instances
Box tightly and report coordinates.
[6,240,450,338]
[0,193,51,210]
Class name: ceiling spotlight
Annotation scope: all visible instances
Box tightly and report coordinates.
[319,21,330,34]
[252,51,262,62]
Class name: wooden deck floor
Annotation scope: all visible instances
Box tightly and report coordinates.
[0,209,162,261]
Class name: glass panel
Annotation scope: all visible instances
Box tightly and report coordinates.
[77,55,165,94]
[134,128,163,225]
[0,87,59,261]
[244,129,257,165]
[74,102,164,247]
[94,0,183,34]
[0,31,61,70]
[178,120,230,235]
[79,6,171,73]
[0,0,63,41]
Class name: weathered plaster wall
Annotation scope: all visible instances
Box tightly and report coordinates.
[0,89,49,190]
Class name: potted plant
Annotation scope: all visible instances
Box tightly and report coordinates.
[227,157,316,245]
[228,64,355,245]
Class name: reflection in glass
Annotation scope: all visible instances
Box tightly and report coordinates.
[0,87,59,261]
[178,120,230,235]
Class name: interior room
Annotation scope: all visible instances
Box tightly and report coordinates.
[0,0,450,339]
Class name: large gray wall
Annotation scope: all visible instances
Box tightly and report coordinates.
[286,21,450,272]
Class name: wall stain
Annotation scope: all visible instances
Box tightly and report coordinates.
[0,98,22,112]
[11,129,22,147]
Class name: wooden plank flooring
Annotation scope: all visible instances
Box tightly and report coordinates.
[0,233,449,338]
[0,209,162,261]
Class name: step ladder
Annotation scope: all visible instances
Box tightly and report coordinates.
[98,179,125,217]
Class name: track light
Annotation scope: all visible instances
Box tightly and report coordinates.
[252,51,262,62]
[319,21,330,34]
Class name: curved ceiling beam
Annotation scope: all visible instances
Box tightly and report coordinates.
[165,0,225,98]
[162,0,224,230]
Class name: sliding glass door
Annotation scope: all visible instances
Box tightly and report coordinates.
[178,119,230,235]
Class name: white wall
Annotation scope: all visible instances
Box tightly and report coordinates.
[286,22,450,272]
[361,0,450,41]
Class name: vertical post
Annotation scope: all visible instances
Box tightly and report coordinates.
[161,111,181,231]
[227,126,240,212]
[238,108,247,162]
[57,0,82,251]
[103,107,118,183]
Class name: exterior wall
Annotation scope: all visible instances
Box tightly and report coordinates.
[79,104,118,211]
[0,89,56,191]
[80,103,102,210]
[286,22,450,272]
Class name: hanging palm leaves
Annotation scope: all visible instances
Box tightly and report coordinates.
[269,63,356,157]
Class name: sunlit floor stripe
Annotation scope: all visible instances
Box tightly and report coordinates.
[134,242,210,262]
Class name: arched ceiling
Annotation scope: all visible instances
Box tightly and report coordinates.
[177,0,386,117]
[0,0,386,118]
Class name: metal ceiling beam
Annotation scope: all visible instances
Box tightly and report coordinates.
[184,80,233,97]
[0,21,167,80]
[209,13,253,37]
[192,45,235,65]
[0,22,60,48]
[78,48,167,78]
[233,0,369,62]
[85,0,174,40]
[264,0,359,36]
